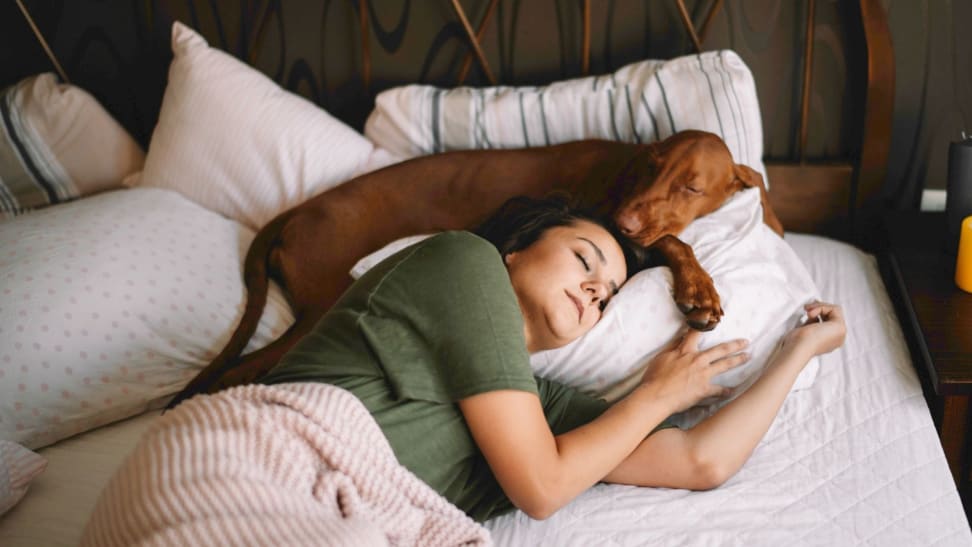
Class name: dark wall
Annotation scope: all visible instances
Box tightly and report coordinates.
[882,1,971,206]
[1,1,966,209]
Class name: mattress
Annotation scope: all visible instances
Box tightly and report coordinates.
[0,411,156,545]
[1,234,969,546]
[486,234,972,545]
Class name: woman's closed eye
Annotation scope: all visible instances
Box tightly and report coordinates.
[576,250,612,312]
[575,251,591,272]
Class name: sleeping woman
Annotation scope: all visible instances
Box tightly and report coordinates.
[260,195,841,516]
[82,195,845,542]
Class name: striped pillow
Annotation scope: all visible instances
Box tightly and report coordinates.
[0,73,145,220]
[364,50,767,182]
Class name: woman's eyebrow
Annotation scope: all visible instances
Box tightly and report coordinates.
[578,236,618,294]
[577,237,605,264]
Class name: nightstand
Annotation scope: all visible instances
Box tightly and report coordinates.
[879,210,972,493]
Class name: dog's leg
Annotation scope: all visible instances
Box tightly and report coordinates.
[650,234,722,331]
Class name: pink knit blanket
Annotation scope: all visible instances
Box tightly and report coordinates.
[81,383,491,546]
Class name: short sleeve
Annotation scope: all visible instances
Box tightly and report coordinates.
[536,377,609,435]
[359,232,538,403]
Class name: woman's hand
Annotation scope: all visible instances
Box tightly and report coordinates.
[639,331,749,414]
[781,301,846,357]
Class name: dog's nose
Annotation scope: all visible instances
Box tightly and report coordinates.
[615,214,641,236]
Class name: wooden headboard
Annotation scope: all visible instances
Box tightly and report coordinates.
[8,0,894,247]
[763,0,894,248]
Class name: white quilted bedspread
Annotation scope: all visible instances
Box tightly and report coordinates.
[2,235,968,547]
[485,234,971,546]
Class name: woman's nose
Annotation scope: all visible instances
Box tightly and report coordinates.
[583,281,608,304]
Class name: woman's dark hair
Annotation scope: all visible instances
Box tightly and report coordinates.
[475,194,645,278]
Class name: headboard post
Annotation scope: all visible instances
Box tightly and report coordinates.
[765,0,894,248]
[14,0,70,84]
[852,0,895,249]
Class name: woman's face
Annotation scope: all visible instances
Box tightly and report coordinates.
[505,220,628,352]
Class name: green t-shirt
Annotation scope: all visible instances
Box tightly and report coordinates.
[261,231,608,522]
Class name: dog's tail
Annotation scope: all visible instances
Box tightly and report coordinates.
[164,214,286,410]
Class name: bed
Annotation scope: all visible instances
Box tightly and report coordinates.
[1,1,970,545]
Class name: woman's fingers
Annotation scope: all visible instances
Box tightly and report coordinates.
[678,329,704,352]
[706,385,735,400]
[710,350,750,374]
[698,338,748,363]
[661,328,703,355]
[805,301,843,323]
[784,300,847,356]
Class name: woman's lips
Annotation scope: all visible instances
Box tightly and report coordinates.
[567,291,583,322]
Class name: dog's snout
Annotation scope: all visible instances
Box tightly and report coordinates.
[615,211,642,236]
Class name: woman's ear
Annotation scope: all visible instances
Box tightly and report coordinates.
[504,251,517,266]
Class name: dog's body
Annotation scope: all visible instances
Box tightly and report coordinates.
[168,130,783,407]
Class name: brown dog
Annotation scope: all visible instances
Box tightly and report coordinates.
[167,129,782,408]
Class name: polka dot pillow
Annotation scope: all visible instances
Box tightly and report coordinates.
[0,188,294,449]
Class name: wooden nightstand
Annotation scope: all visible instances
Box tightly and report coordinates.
[879,210,972,493]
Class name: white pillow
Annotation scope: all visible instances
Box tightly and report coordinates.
[0,73,145,218]
[128,22,381,229]
[0,441,46,516]
[0,188,294,449]
[364,50,766,183]
[529,188,820,428]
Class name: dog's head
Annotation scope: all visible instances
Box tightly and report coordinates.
[611,130,762,245]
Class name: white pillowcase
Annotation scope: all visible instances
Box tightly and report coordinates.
[0,73,145,218]
[128,22,385,229]
[0,441,46,516]
[0,188,294,449]
[530,188,820,428]
[364,50,766,183]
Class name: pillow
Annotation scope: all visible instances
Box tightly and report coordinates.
[0,73,145,219]
[0,440,47,515]
[351,189,820,429]
[0,441,46,516]
[128,22,385,229]
[364,50,766,182]
[0,187,294,449]
[529,188,820,428]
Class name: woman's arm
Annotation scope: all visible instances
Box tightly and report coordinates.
[459,334,749,520]
[604,301,847,489]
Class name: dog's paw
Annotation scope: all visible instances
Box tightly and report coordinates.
[681,305,722,331]
[674,275,723,331]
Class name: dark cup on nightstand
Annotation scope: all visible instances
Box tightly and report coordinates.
[946,134,972,254]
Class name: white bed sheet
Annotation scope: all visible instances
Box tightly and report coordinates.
[0,234,969,546]
[0,411,156,546]
[486,234,971,546]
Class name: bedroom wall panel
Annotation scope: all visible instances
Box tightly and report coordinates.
[0,0,964,211]
[882,0,972,208]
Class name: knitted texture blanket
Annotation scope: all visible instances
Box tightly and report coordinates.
[81,383,490,546]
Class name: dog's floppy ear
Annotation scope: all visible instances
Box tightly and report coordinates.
[732,163,763,190]
[733,163,785,236]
